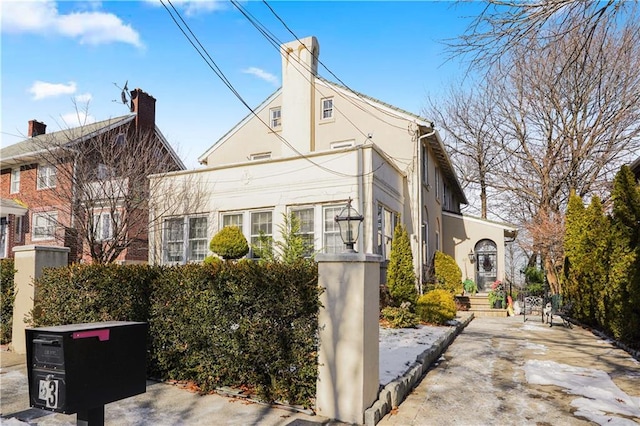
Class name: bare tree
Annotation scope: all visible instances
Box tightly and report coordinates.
[449,0,636,72]
[27,114,192,263]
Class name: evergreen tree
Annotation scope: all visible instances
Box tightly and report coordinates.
[563,192,587,321]
[387,223,417,306]
[582,197,610,327]
[274,212,313,265]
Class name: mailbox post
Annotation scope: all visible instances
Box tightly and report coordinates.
[26,321,147,426]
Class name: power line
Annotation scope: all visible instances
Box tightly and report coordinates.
[161,0,381,178]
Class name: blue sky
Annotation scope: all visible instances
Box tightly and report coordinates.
[1,0,480,168]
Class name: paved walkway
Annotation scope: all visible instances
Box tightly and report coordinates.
[0,348,328,425]
[379,316,640,426]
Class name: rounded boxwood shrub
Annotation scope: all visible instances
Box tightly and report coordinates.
[209,226,249,260]
[416,289,456,325]
[433,251,463,295]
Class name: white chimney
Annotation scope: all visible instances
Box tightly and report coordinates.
[280,36,319,156]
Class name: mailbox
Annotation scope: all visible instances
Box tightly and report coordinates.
[26,321,147,415]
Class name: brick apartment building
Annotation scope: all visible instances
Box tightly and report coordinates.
[0,89,184,263]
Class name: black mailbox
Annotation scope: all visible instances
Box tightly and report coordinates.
[26,321,147,415]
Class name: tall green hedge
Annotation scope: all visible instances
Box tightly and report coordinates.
[28,260,321,407]
[1,259,16,344]
[563,166,640,350]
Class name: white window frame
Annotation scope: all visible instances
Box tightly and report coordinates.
[270,107,281,129]
[222,212,243,229]
[10,168,20,193]
[291,207,315,257]
[323,205,343,254]
[321,97,333,120]
[435,167,440,200]
[37,164,57,189]
[15,215,23,243]
[93,211,120,242]
[32,211,57,241]
[163,215,209,264]
[376,204,397,260]
[250,211,273,257]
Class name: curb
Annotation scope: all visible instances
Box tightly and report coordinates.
[364,313,474,426]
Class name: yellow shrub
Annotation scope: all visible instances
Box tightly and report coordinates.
[416,289,456,325]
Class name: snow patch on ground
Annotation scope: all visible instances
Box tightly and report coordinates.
[521,342,547,354]
[524,359,640,425]
[379,324,451,386]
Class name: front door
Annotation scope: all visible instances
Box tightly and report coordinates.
[475,239,497,292]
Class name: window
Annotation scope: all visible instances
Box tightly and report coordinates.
[376,205,397,260]
[188,217,208,262]
[163,216,208,264]
[222,213,243,228]
[15,216,23,243]
[421,145,428,185]
[292,207,314,256]
[37,164,56,189]
[251,211,273,257]
[96,164,115,181]
[10,168,20,193]
[93,212,120,241]
[270,107,281,128]
[32,212,57,240]
[250,152,272,161]
[323,205,342,253]
[443,183,450,210]
[321,98,333,120]
[164,218,185,263]
[435,167,440,199]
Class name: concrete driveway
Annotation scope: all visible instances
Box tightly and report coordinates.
[379,316,640,425]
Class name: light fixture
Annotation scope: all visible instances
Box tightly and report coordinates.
[334,198,364,253]
[468,249,476,264]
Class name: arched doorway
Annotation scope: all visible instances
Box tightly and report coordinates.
[475,239,497,292]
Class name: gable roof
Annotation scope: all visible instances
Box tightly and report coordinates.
[1,114,185,169]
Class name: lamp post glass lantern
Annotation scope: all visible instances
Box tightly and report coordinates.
[468,249,476,263]
[334,198,364,252]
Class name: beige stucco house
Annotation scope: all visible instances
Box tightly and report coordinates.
[149,36,516,292]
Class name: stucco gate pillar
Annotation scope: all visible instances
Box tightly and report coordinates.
[11,245,69,354]
[316,253,381,424]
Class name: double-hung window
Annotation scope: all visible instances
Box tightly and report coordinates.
[163,216,208,264]
[323,205,342,253]
[321,98,333,120]
[93,212,120,241]
[435,167,440,200]
[32,212,57,240]
[251,211,273,257]
[10,168,20,193]
[292,207,315,256]
[37,164,57,189]
[270,107,281,129]
[376,205,397,260]
[222,213,243,229]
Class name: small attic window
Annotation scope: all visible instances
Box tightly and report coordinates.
[270,107,281,128]
[250,152,272,161]
[330,140,355,150]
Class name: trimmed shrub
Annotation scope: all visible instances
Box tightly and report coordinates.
[387,223,417,306]
[1,259,16,344]
[209,226,249,260]
[416,290,456,325]
[381,306,419,328]
[432,251,463,295]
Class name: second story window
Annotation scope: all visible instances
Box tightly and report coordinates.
[10,168,20,193]
[321,98,333,120]
[32,211,57,240]
[37,164,57,189]
[270,107,281,129]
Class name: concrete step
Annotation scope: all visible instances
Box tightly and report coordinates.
[468,308,509,318]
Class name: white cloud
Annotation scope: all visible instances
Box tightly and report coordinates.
[74,93,93,103]
[143,0,228,16]
[60,111,96,128]
[29,81,77,100]
[1,1,142,48]
[242,67,279,86]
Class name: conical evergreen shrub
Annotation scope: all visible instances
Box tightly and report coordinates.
[386,223,417,306]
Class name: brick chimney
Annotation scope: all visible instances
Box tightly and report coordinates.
[130,88,156,132]
[28,120,47,137]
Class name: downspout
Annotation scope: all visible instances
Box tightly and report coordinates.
[417,127,436,293]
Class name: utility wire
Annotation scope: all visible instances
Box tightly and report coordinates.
[161,0,381,178]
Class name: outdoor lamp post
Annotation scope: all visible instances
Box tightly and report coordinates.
[468,249,476,263]
[334,198,364,252]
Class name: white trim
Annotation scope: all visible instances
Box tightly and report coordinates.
[442,211,517,232]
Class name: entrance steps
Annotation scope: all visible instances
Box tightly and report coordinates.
[456,294,508,318]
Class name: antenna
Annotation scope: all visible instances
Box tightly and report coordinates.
[112,81,131,110]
